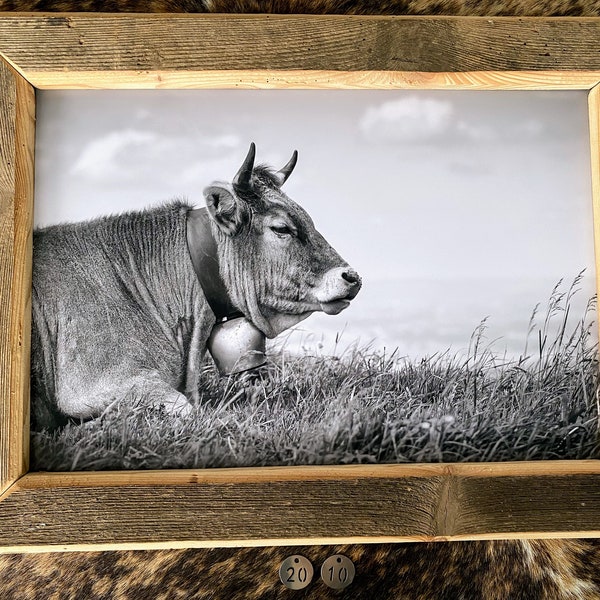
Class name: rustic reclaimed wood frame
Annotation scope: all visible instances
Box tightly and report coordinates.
[1,14,600,553]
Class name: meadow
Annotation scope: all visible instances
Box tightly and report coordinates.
[31,278,599,471]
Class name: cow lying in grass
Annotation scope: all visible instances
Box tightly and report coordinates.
[31,143,361,430]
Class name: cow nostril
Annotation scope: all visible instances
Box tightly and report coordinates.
[341,270,360,285]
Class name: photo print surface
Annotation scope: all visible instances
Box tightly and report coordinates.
[32,89,598,470]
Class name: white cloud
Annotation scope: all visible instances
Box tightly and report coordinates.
[71,129,158,179]
[359,97,454,143]
[456,118,545,143]
[359,98,547,147]
[70,130,243,186]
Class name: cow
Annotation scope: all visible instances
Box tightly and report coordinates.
[31,143,361,431]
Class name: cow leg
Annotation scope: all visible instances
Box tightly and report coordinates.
[56,370,193,422]
[152,387,193,419]
[122,373,194,418]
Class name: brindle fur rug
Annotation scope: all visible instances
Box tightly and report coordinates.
[0,0,598,14]
[2,0,600,598]
[2,541,600,599]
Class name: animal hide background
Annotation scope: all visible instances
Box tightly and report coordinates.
[1,1,600,598]
[0,0,598,14]
[2,541,600,599]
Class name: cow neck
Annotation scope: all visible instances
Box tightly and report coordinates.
[186,207,244,323]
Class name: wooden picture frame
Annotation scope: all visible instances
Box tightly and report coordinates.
[2,13,600,553]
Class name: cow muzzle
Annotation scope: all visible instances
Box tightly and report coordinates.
[316,267,362,315]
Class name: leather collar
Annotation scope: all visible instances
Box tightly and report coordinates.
[186,207,244,322]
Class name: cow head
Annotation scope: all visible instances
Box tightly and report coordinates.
[203,143,362,338]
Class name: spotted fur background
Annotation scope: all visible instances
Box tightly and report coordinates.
[2,541,600,599]
[0,0,598,14]
[2,0,600,597]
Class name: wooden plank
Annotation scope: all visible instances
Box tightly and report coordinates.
[14,69,600,91]
[455,474,600,538]
[589,84,600,311]
[16,461,600,490]
[1,463,600,552]
[0,472,444,550]
[10,66,34,491]
[0,57,16,497]
[2,16,600,88]
[0,57,33,496]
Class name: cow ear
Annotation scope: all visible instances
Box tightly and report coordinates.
[203,185,247,236]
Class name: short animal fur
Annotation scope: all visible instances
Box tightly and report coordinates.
[0,0,596,15]
[2,540,600,599]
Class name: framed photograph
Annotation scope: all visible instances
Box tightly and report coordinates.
[30,88,597,471]
[2,14,600,552]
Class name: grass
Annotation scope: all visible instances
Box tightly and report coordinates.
[31,276,600,471]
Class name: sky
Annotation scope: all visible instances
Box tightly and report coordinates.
[34,90,597,358]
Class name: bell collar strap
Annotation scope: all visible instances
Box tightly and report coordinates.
[186,207,244,323]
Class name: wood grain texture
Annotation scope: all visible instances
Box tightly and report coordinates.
[589,84,600,317]
[2,16,600,89]
[0,57,16,497]
[16,69,600,91]
[10,68,33,491]
[0,463,599,552]
[0,56,33,497]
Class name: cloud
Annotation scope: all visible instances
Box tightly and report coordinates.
[359,97,548,147]
[359,97,454,144]
[70,130,243,184]
[456,118,544,142]
[71,129,158,179]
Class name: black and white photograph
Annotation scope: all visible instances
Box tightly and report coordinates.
[30,89,599,471]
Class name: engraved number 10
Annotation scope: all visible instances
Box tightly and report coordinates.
[327,565,349,583]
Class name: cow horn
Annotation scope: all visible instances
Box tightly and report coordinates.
[233,142,256,193]
[277,150,298,186]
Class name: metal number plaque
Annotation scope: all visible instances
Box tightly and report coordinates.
[321,555,355,590]
[279,555,314,590]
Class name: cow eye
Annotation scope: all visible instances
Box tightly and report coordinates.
[270,224,293,236]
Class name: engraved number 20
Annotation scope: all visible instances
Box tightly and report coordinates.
[287,566,309,583]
